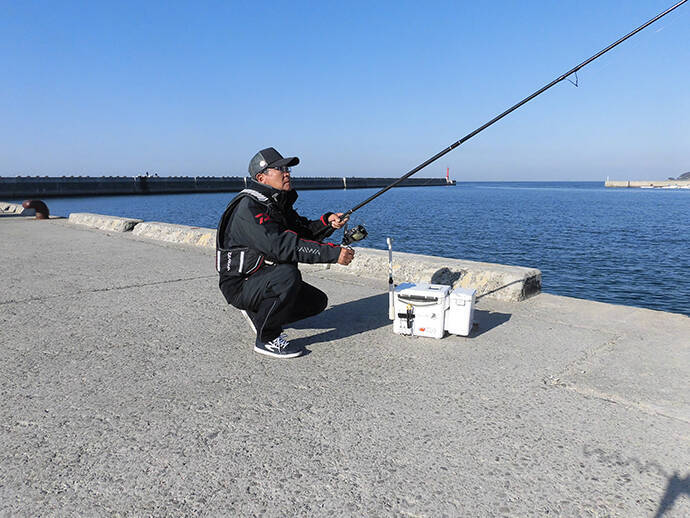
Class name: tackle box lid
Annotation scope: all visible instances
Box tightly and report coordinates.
[395,282,451,298]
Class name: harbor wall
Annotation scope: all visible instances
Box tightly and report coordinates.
[605,179,690,188]
[66,212,541,302]
[0,176,454,198]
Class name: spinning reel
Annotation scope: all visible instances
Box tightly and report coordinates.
[341,222,368,246]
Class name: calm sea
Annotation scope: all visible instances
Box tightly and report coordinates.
[20,182,689,316]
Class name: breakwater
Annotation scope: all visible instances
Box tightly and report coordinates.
[605,179,690,189]
[66,212,541,302]
[0,176,454,198]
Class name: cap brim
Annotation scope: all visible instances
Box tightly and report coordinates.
[269,156,299,168]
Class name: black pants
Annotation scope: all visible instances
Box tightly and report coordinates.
[221,264,328,342]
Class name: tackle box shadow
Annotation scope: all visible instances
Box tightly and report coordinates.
[288,292,511,346]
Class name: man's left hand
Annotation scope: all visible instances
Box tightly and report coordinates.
[328,213,349,229]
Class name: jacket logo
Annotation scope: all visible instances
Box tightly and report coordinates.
[298,246,320,255]
[254,213,271,224]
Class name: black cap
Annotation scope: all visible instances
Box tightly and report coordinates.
[248,147,299,179]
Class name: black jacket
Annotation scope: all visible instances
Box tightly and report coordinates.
[217,181,342,286]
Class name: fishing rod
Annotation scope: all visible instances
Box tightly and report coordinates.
[320,0,687,243]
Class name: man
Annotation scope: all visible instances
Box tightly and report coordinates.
[216,147,355,359]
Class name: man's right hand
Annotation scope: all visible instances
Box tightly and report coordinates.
[337,247,355,266]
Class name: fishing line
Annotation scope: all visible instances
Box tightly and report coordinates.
[314,0,688,241]
[583,9,688,77]
[566,71,579,88]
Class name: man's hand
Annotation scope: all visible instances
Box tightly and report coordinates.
[337,247,355,266]
[328,213,349,229]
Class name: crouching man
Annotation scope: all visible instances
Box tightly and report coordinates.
[216,147,354,358]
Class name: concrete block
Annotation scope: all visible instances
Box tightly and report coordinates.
[0,201,35,216]
[132,222,216,248]
[302,247,541,302]
[68,213,142,232]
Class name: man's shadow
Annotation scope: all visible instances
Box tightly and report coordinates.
[654,472,690,518]
[289,293,511,347]
[289,293,390,346]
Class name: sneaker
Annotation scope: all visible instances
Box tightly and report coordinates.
[254,334,304,359]
[239,310,257,334]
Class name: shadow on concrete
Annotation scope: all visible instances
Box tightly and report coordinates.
[654,472,690,518]
[469,309,511,337]
[288,293,391,346]
[473,276,541,301]
[430,267,466,286]
[289,293,512,345]
[582,445,689,518]
[431,268,541,303]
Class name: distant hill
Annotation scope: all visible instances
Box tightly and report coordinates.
[667,172,690,180]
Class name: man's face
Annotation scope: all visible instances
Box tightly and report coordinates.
[257,167,291,191]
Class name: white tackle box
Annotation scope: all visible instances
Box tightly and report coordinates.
[393,282,476,339]
[445,287,476,336]
[393,283,450,339]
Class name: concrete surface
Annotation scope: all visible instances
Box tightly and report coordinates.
[98,218,541,302]
[68,213,143,233]
[1,217,688,517]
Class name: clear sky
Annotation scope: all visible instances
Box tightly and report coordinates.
[1,0,688,180]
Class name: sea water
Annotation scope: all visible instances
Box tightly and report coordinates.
[26,182,689,316]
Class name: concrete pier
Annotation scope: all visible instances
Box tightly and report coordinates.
[605,179,690,188]
[0,175,454,198]
[1,216,688,517]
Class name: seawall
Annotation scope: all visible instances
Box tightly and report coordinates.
[0,176,454,198]
[605,179,690,188]
[66,212,541,302]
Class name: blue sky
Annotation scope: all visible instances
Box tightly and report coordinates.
[1,0,688,180]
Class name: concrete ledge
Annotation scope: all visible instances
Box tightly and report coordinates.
[68,213,143,232]
[125,219,540,302]
[0,201,35,216]
[132,221,216,248]
[62,215,542,302]
[303,248,541,302]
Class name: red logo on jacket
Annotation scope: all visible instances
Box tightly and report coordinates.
[254,213,271,224]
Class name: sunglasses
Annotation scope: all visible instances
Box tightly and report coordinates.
[262,166,291,175]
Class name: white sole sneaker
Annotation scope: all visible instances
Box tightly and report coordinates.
[240,310,257,334]
[253,344,304,359]
[254,334,304,359]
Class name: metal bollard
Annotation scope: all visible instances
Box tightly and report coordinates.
[22,200,50,219]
